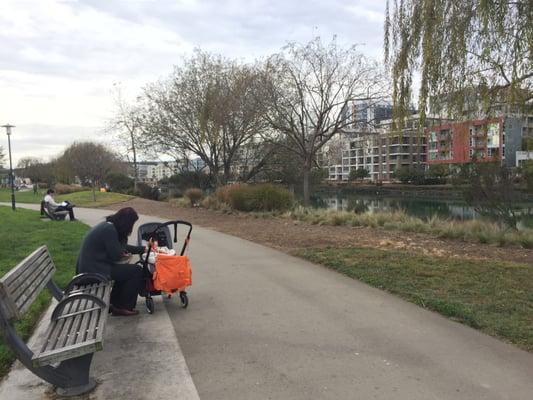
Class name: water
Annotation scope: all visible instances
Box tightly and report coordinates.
[311,191,533,227]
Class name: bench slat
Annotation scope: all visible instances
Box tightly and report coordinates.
[2,247,49,287]
[40,287,80,353]
[8,257,53,300]
[65,284,101,347]
[5,250,50,290]
[14,262,55,315]
[0,246,56,320]
[86,284,104,342]
[42,284,90,353]
[81,284,105,343]
[93,284,111,343]
[33,282,111,366]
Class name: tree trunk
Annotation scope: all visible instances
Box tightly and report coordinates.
[302,166,311,206]
[131,134,138,194]
[92,185,96,202]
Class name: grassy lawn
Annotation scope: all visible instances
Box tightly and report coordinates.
[0,188,133,207]
[296,247,533,351]
[0,206,90,377]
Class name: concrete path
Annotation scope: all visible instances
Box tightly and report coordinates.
[0,205,199,400]
[167,218,533,400]
[2,203,533,399]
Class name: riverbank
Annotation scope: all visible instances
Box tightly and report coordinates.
[106,198,533,264]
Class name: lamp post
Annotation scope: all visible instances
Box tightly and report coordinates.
[2,124,16,210]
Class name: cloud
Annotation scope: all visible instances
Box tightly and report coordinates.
[0,0,387,161]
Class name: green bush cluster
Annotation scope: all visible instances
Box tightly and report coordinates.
[212,184,294,212]
[106,172,134,194]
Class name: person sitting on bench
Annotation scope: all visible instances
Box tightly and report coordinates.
[76,207,146,316]
[43,189,76,221]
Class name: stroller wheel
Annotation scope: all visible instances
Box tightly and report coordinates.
[146,297,154,314]
[179,291,188,309]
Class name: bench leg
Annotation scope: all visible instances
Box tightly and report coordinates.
[54,353,96,397]
[1,312,94,395]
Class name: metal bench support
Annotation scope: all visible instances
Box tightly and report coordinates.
[0,306,95,395]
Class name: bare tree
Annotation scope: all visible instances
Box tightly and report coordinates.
[141,50,272,186]
[262,37,388,204]
[58,142,119,201]
[107,85,144,193]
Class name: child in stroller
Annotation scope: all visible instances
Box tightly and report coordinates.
[137,220,193,314]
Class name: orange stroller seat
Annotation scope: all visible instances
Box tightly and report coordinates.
[153,254,192,293]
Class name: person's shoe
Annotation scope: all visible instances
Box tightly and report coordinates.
[111,308,139,316]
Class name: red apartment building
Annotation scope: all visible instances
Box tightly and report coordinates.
[427,118,505,166]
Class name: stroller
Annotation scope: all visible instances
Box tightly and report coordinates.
[137,220,193,314]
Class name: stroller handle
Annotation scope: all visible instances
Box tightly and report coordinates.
[144,220,192,258]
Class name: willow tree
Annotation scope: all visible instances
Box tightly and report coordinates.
[264,37,387,205]
[384,0,533,122]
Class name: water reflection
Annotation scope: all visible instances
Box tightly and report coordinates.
[312,193,479,221]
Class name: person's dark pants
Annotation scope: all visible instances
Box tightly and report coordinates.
[110,264,144,310]
[56,205,75,220]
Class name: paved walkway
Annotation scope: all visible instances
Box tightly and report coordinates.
[1,203,533,399]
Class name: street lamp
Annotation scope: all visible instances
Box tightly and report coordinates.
[2,124,16,210]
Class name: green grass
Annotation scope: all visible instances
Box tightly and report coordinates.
[296,247,533,351]
[0,206,90,377]
[285,207,533,248]
[0,188,133,207]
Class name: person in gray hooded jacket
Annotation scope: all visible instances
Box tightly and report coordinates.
[76,207,146,316]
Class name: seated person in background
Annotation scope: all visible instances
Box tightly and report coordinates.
[43,189,76,221]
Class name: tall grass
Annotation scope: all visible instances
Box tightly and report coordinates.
[285,207,533,248]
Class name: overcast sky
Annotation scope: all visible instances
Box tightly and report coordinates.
[0,0,386,165]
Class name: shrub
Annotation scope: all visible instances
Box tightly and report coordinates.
[106,172,134,194]
[53,183,85,194]
[136,182,160,200]
[215,184,293,212]
[184,188,203,206]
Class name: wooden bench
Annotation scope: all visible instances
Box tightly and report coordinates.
[40,200,69,221]
[0,246,113,396]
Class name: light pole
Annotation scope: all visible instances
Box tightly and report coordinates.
[2,124,16,210]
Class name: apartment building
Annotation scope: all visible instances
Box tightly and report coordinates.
[427,116,528,168]
[327,115,445,182]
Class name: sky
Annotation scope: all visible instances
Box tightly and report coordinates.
[0,0,387,165]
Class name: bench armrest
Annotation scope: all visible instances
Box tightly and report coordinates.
[51,293,107,322]
[64,273,110,295]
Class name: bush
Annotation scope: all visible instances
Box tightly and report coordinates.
[53,183,85,194]
[136,182,160,200]
[184,188,203,206]
[215,184,293,212]
[106,173,134,194]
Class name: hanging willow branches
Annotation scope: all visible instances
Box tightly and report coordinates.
[384,0,533,123]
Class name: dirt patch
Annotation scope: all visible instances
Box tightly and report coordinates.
[104,198,533,264]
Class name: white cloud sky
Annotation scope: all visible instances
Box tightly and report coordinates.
[0,0,386,165]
